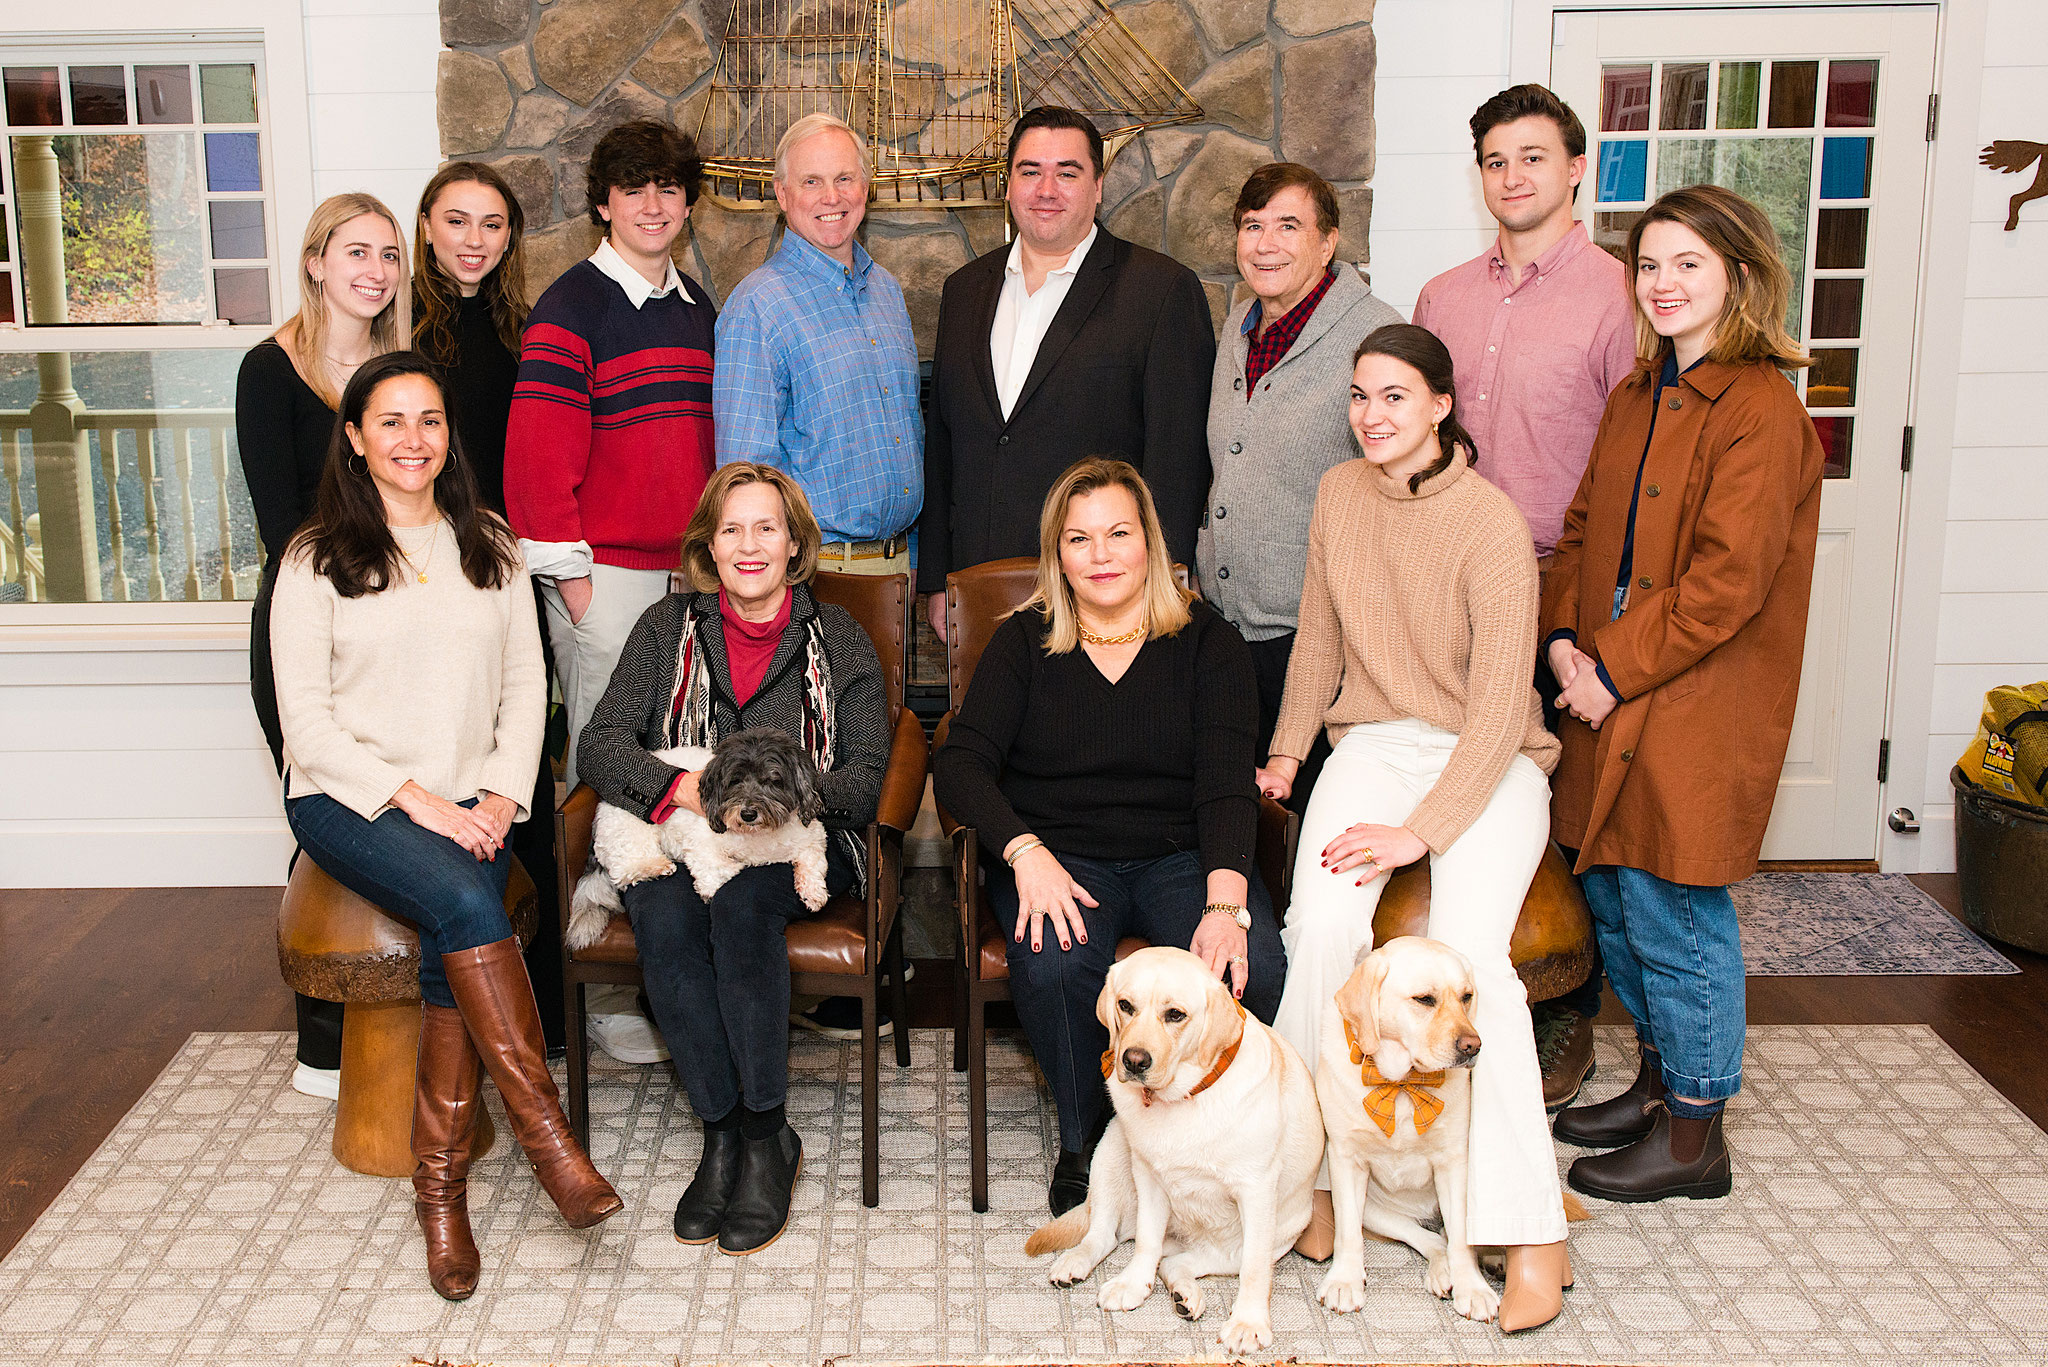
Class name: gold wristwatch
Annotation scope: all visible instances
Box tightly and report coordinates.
[1202,901,1251,929]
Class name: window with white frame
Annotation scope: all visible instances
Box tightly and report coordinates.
[1,36,283,608]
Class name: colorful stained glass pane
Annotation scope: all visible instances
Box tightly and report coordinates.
[1806,349,1858,407]
[1811,278,1863,339]
[1597,141,1647,203]
[1768,60,1819,128]
[213,267,270,324]
[1825,59,1878,128]
[68,66,129,126]
[1658,137,1812,337]
[1602,65,1651,132]
[1717,62,1761,129]
[199,65,257,124]
[3,68,62,126]
[204,131,261,192]
[1593,210,1642,266]
[1661,63,1709,130]
[209,200,266,259]
[1810,415,1853,478]
[1820,137,1872,199]
[136,65,193,124]
[1815,207,1869,269]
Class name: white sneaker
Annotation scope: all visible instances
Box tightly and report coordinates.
[589,1011,671,1065]
[291,1062,341,1101]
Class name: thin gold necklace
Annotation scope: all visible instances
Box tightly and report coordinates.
[394,521,439,584]
[1079,618,1146,646]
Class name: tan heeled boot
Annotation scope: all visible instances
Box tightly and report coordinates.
[1499,1238,1573,1332]
[1293,1188,1336,1261]
[412,1003,483,1300]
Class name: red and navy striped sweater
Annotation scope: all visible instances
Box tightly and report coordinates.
[504,259,716,572]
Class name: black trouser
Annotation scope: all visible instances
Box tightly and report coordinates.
[1245,630,1331,816]
[622,843,857,1122]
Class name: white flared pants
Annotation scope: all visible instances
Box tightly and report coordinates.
[1274,719,1566,1247]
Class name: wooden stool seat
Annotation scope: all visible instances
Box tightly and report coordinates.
[278,855,537,1178]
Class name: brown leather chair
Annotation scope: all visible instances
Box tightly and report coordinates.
[555,570,928,1208]
[935,557,1594,1211]
[277,855,537,1177]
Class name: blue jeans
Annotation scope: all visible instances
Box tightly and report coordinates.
[1580,865,1743,1100]
[622,844,857,1123]
[285,793,515,1008]
[990,849,1287,1153]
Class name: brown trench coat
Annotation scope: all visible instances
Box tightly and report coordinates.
[1540,357,1824,886]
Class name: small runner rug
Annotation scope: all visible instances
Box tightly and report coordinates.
[2,1026,2044,1367]
[1732,873,2017,975]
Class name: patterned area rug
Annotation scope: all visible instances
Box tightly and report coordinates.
[1733,873,2016,975]
[3,1026,2046,1367]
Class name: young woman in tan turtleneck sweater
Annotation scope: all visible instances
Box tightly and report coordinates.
[1259,324,1569,1332]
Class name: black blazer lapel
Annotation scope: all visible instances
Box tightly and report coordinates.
[1008,226,1117,421]
[965,253,1007,423]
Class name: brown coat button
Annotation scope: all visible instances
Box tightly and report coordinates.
[1638,575,1653,589]
[1667,395,1683,410]
[1621,748,1635,761]
[1646,483,1661,496]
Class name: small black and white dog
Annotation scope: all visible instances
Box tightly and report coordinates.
[568,728,829,950]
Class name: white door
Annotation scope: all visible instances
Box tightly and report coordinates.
[1552,5,1937,860]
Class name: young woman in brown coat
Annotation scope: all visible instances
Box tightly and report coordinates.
[1540,184,1824,1202]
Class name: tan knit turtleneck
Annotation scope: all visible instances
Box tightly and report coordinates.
[1270,448,1559,854]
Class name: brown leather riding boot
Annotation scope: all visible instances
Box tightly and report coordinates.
[413,1003,483,1301]
[1566,1106,1732,1203]
[444,939,623,1230]
[1552,1046,1664,1148]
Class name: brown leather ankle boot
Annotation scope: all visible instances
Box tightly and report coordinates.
[1552,1047,1664,1149]
[444,939,623,1230]
[1566,1105,1731,1203]
[413,1003,483,1301]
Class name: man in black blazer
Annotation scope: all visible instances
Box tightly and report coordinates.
[920,106,1216,638]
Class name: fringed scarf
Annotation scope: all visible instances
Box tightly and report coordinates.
[664,594,837,775]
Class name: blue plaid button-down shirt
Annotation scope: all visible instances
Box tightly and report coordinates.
[712,232,924,543]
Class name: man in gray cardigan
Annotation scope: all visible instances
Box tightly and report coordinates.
[1198,163,1403,803]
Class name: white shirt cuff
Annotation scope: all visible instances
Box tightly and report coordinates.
[519,538,594,581]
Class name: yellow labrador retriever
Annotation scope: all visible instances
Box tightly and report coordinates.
[1314,936,1496,1323]
[1026,946,1325,1355]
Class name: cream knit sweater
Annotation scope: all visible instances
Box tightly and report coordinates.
[271,519,546,822]
[1271,450,1559,853]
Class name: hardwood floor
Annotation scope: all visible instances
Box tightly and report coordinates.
[1,873,2041,1262]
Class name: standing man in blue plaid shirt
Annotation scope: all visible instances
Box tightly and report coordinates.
[713,113,923,578]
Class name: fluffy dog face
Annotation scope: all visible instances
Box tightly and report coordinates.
[696,728,823,834]
[1096,947,1241,1104]
[1335,936,1481,1074]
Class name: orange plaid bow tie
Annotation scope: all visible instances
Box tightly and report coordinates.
[1342,1018,1448,1137]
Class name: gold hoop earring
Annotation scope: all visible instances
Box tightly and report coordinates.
[347,454,367,477]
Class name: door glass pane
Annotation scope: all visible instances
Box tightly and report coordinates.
[212,267,270,325]
[1807,348,1857,407]
[199,64,258,124]
[1825,59,1878,127]
[1593,210,1643,265]
[1815,207,1869,268]
[1811,277,1863,339]
[1659,137,1813,337]
[1660,63,1709,131]
[1602,65,1652,131]
[1819,137,1872,199]
[0,273,14,324]
[1810,415,1853,479]
[1597,141,1647,203]
[3,68,62,126]
[1768,60,1819,128]
[135,65,193,125]
[1717,61,1761,129]
[9,133,207,324]
[208,200,266,258]
[68,66,130,126]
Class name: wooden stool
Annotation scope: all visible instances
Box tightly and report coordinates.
[278,856,538,1177]
[1371,842,1595,999]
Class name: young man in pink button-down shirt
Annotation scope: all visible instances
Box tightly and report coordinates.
[1412,83,1635,1111]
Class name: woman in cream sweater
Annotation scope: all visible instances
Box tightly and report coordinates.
[271,352,620,1302]
[1259,323,1568,1331]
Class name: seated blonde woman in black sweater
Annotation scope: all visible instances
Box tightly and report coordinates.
[934,457,1284,1216]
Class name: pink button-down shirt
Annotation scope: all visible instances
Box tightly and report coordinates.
[1412,222,1636,555]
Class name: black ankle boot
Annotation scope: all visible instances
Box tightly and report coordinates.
[1048,1148,1090,1216]
[1567,1106,1731,1203]
[674,1124,743,1245]
[1553,1047,1665,1148]
[718,1125,803,1255]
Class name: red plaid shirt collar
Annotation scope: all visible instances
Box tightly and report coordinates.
[1242,266,1337,397]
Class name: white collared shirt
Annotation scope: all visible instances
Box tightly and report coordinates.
[589,237,692,310]
[989,223,1098,420]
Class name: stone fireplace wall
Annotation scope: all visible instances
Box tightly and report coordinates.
[437,0,1377,354]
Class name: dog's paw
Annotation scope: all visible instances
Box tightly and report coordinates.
[1166,1277,1204,1321]
[1451,1276,1500,1324]
[1317,1266,1366,1314]
[1218,1311,1273,1356]
[1425,1250,1455,1299]
[1047,1249,1094,1288]
[1097,1273,1153,1312]
[610,855,675,888]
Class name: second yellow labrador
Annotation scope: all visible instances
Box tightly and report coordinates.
[1314,936,1496,1322]
[1026,946,1325,1355]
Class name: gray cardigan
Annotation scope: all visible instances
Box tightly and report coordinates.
[1195,265,1405,641]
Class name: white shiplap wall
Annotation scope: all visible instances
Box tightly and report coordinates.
[303,0,443,240]
[1918,0,2048,868]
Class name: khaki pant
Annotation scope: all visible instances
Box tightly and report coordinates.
[539,563,672,789]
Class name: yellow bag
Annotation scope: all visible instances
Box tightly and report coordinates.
[1958,682,2048,808]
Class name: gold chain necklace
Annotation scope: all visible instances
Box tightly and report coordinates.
[1079,619,1147,646]
[394,521,440,584]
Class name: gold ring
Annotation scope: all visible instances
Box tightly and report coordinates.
[1230,954,1247,966]
[1362,847,1375,864]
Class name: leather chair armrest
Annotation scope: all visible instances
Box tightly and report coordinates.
[952,824,981,979]
[874,706,929,833]
[1255,795,1298,921]
[932,711,962,837]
